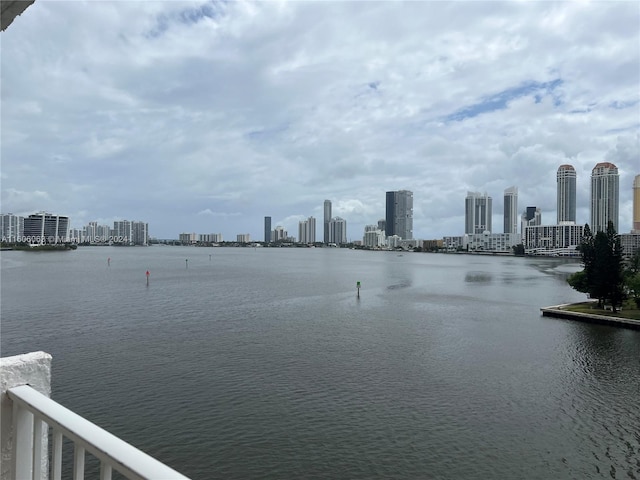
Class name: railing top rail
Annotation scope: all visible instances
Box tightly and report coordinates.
[8,385,190,480]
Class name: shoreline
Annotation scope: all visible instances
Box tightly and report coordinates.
[541,303,640,330]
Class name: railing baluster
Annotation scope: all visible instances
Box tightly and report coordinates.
[100,462,113,480]
[74,444,85,480]
[32,416,44,480]
[8,385,190,480]
[52,429,63,480]
[13,402,34,480]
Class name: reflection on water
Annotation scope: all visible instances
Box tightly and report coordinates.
[465,272,493,283]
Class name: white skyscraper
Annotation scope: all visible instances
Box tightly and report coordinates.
[298,216,317,244]
[503,187,518,234]
[465,192,492,234]
[329,217,347,244]
[0,213,24,242]
[557,164,577,224]
[591,162,619,233]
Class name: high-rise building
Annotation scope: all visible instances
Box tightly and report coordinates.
[521,207,541,241]
[237,234,250,243]
[264,216,272,243]
[131,221,149,246]
[385,190,413,240]
[272,226,287,242]
[633,175,640,233]
[0,213,24,242]
[503,187,518,234]
[323,200,332,244]
[465,192,492,234]
[298,216,316,244]
[329,217,347,244]
[557,164,577,224]
[591,162,619,233]
[23,212,69,244]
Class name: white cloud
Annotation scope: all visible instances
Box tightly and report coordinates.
[1,1,638,239]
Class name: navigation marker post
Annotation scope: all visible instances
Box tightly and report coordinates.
[108,257,111,267]
[146,270,150,286]
[186,259,188,269]
[357,281,361,298]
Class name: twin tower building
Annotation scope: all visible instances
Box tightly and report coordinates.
[466,162,621,238]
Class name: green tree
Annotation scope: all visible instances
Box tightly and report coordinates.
[604,222,625,311]
[626,272,640,308]
[568,222,625,311]
[567,270,589,294]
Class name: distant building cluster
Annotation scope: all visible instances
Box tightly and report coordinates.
[440,163,639,256]
[323,200,347,245]
[70,220,149,245]
[179,232,223,244]
[1,212,69,245]
[2,212,150,246]
[262,201,348,246]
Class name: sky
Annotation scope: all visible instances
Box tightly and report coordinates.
[1,0,639,241]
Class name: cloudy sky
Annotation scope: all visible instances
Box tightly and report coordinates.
[2,0,638,241]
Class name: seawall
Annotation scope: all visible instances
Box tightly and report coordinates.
[541,304,640,330]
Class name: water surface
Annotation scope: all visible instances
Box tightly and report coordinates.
[1,247,638,479]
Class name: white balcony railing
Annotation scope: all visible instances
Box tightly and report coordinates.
[8,385,190,480]
[1,352,189,480]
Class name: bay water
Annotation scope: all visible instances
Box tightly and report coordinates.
[1,247,639,479]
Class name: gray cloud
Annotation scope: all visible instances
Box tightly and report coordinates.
[1,1,638,239]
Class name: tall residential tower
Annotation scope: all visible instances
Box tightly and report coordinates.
[591,162,619,233]
[264,216,271,243]
[503,187,518,234]
[557,164,577,224]
[385,190,413,240]
[323,200,332,244]
[633,175,640,233]
[465,192,492,234]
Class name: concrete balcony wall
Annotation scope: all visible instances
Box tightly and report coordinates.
[1,351,52,480]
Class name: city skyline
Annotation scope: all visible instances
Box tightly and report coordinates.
[1,2,638,240]
[4,161,637,243]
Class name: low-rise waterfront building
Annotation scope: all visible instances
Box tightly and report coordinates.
[179,232,197,244]
[422,239,443,251]
[524,223,584,255]
[363,229,386,248]
[619,233,640,258]
[443,236,464,251]
[463,232,519,252]
[23,212,69,244]
[387,235,402,249]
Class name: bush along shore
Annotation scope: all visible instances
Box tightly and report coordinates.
[0,242,77,251]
